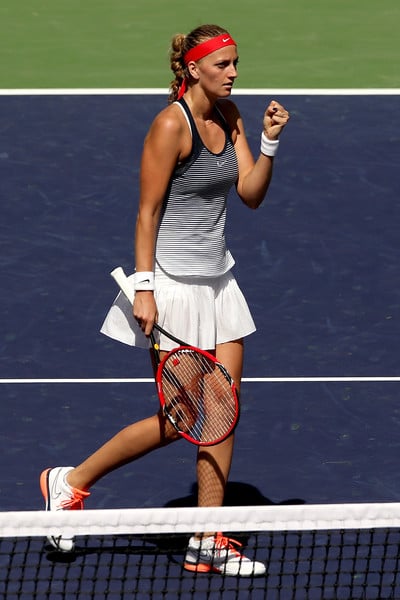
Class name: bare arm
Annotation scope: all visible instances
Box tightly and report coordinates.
[133,106,186,335]
[227,99,290,209]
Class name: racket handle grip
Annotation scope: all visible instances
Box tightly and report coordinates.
[110,267,135,304]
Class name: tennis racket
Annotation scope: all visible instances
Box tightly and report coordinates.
[110,266,240,446]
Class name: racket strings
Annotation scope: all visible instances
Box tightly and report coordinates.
[160,349,237,443]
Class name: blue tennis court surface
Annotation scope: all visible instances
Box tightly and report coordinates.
[0,93,399,512]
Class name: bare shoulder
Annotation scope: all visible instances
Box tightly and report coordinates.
[147,102,187,139]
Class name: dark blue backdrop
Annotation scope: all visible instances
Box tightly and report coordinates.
[0,94,399,511]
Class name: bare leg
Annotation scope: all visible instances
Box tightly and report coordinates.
[66,341,244,500]
[66,349,180,491]
[67,409,180,490]
[196,339,244,507]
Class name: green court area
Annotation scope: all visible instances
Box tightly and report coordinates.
[1,0,399,89]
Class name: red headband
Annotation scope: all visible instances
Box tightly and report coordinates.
[177,33,237,99]
[183,33,237,65]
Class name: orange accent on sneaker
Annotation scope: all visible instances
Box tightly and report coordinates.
[40,468,50,499]
[60,487,90,510]
[183,561,212,573]
[183,532,245,573]
[217,534,242,552]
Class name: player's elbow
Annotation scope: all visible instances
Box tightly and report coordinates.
[236,186,267,210]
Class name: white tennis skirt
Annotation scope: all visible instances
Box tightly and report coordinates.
[100,266,256,351]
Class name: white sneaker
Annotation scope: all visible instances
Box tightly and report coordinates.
[184,532,266,577]
[40,467,90,552]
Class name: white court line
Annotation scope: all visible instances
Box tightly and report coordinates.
[0,88,400,96]
[1,377,400,384]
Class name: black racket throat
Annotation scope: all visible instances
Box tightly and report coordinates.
[150,323,194,366]
[152,323,186,348]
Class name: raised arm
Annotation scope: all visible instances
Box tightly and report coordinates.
[225,99,290,209]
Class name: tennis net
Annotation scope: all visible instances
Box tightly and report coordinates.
[1,502,400,599]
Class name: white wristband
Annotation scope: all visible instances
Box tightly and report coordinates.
[260,132,279,157]
[134,271,155,291]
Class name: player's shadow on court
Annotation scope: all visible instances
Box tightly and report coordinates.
[164,481,305,508]
[155,482,306,558]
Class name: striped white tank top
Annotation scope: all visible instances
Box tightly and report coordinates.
[155,98,239,278]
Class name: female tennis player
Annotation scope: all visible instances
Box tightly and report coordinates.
[40,24,289,576]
